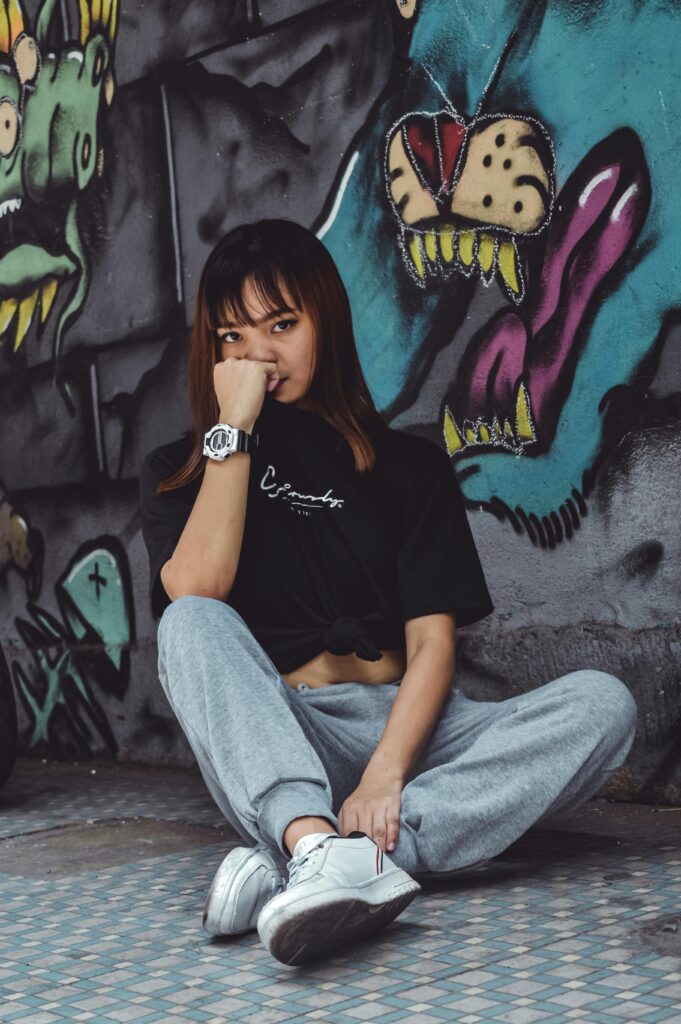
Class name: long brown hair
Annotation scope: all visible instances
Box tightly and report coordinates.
[156,219,387,493]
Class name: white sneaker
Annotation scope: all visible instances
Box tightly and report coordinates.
[257,830,421,965]
[203,842,286,936]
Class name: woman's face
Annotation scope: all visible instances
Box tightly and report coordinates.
[216,276,317,411]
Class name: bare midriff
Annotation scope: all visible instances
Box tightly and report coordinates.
[280,648,408,689]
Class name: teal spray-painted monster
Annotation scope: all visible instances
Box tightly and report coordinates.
[0,0,118,410]
[318,0,669,540]
[12,538,133,756]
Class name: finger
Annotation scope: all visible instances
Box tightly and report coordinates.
[371,809,387,853]
[387,809,400,852]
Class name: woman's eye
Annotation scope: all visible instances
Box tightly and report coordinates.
[272,319,297,333]
[216,317,292,342]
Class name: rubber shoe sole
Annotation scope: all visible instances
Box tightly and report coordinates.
[258,874,421,965]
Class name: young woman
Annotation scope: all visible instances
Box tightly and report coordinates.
[139,219,637,967]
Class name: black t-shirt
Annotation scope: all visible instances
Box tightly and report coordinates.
[138,391,494,674]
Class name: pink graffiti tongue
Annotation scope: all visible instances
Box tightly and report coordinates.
[460,129,649,435]
[531,167,619,334]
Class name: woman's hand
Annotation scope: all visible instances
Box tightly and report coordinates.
[214,356,279,429]
[337,766,404,853]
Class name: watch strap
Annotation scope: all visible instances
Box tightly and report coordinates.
[234,428,258,453]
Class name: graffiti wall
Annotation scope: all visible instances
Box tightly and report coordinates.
[1,0,679,801]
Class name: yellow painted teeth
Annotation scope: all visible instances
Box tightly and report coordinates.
[78,0,90,44]
[424,230,437,262]
[6,0,23,48]
[408,234,425,279]
[515,381,536,442]
[443,383,537,457]
[14,288,39,351]
[79,0,120,45]
[405,228,523,300]
[444,406,464,454]
[40,277,58,323]
[109,0,119,37]
[478,234,495,274]
[439,225,455,262]
[0,278,60,349]
[498,239,521,294]
[0,5,9,53]
[0,297,18,335]
[459,231,475,266]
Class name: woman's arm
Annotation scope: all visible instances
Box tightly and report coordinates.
[161,409,256,604]
[362,612,457,783]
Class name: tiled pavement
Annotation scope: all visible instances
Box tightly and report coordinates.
[0,759,679,1024]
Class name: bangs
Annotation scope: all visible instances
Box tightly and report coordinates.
[206,263,303,331]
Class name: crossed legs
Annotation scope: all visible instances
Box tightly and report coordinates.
[156,596,637,876]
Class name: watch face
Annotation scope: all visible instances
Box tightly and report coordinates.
[207,426,234,454]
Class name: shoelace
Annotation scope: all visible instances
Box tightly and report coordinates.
[286,835,334,888]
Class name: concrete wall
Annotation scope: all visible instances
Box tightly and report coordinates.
[2,0,679,802]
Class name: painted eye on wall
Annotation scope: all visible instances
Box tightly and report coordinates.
[395,0,418,18]
[92,44,108,86]
[13,34,40,87]
[81,133,92,169]
[0,99,19,159]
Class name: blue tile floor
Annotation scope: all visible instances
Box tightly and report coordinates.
[0,758,679,1023]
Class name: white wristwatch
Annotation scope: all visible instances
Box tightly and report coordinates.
[203,422,259,461]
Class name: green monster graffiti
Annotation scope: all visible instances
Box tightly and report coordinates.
[0,0,118,409]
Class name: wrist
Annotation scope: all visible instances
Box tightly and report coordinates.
[217,413,256,433]
[362,757,407,786]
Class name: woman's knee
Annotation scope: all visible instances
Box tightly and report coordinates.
[156,596,260,702]
[157,596,253,674]
[159,594,245,639]
[563,669,638,741]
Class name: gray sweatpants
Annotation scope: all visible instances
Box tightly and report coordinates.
[156,595,638,880]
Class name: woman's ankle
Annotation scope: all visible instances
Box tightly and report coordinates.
[283,815,337,856]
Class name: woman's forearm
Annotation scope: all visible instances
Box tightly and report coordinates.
[362,640,456,783]
[162,413,256,603]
